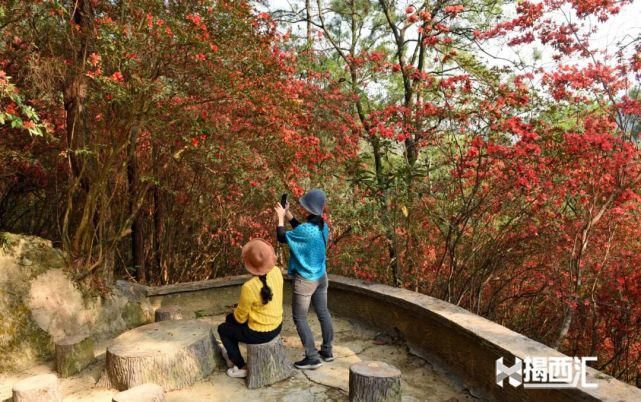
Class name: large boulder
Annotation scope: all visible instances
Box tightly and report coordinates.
[0,232,153,373]
[0,233,64,371]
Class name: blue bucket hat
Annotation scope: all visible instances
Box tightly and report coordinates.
[299,188,326,216]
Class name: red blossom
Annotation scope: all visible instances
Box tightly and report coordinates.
[444,5,464,14]
[89,52,101,67]
[109,71,124,83]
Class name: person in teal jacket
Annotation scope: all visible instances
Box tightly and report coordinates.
[275,188,334,370]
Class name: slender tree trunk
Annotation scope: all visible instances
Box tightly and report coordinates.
[152,188,162,284]
[554,306,574,349]
[64,0,91,184]
[152,143,164,284]
[127,126,146,283]
[555,220,591,348]
[305,0,313,45]
[63,0,92,257]
[316,0,401,286]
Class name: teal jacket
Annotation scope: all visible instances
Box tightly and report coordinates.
[282,221,329,281]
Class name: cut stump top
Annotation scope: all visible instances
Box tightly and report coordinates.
[56,334,91,346]
[156,306,180,313]
[108,319,212,358]
[12,374,58,392]
[112,383,164,402]
[350,361,401,378]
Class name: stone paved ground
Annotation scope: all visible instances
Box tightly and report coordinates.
[1,310,476,402]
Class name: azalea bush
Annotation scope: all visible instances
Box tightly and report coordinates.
[277,0,641,385]
[1,0,640,386]
[0,0,357,285]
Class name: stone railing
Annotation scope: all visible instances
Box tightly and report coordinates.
[121,274,641,402]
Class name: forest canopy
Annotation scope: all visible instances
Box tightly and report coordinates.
[1,0,640,387]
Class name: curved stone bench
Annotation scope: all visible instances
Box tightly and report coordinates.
[129,275,641,402]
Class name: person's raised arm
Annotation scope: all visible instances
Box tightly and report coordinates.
[275,203,288,243]
[285,202,300,228]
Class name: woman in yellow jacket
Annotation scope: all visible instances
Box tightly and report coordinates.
[217,239,284,378]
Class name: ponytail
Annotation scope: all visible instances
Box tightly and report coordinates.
[258,274,273,305]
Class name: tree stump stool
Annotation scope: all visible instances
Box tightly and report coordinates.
[12,374,62,402]
[106,319,216,391]
[154,306,183,322]
[55,334,94,377]
[349,361,401,402]
[112,383,165,402]
[246,336,293,389]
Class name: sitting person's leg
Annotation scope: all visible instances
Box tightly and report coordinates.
[243,323,282,345]
[218,318,247,369]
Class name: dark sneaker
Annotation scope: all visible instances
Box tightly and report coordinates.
[319,350,334,362]
[294,357,323,370]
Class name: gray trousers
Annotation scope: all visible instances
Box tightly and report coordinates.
[292,274,334,359]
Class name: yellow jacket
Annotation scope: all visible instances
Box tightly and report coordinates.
[233,267,283,332]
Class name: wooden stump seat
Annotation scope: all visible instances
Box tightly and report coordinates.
[349,360,401,402]
[105,319,216,391]
[245,336,293,389]
[55,334,94,377]
[12,374,62,402]
[111,383,165,402]
[154,306,183,322]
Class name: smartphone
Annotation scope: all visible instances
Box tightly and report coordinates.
[280,193,288,208]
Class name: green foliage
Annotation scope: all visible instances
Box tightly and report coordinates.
[0,74,46,136]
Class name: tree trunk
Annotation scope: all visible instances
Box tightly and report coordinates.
[152,142,164,284]
[305,0,313,44]
[154,306,183,322]
[64,0,92,184]
[349,361,401,402]
[246,336,293,389]
[554,305,574,349]
[55,334,94,378]
[106,320,216,391]
[63,0,94,258]
[12,374,62,402]
[127,126,146,283]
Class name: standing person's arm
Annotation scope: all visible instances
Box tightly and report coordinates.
[285,206,300,228]
[275,203,288,243]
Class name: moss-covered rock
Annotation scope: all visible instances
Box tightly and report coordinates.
[0,232,153,373]
[0,233,65,372]
[122,300,153,329]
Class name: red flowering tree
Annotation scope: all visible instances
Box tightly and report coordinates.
[0,0,357,284]
[1,0,640,385]
[276,0,641,384]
